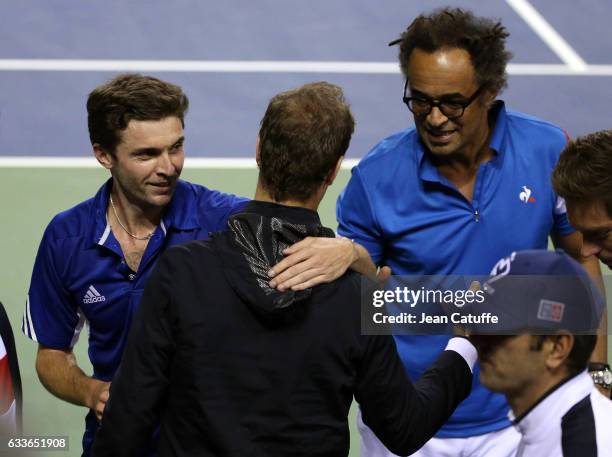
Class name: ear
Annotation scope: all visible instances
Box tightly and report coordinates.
[93,144,114,170]
[483,88,498,108]
[325,155,344,186]
[255,136,261,168]
[544,332,574,371]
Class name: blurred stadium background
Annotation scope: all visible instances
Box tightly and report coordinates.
[1,0,611,455]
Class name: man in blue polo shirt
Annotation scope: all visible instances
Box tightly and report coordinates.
[23,74,248,456]
[336,8,605,457]
[22,73,368,457]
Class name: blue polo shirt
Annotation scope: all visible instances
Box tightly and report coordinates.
[23,178,248,455]
[337,101,574,437]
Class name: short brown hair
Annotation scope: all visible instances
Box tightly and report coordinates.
[395,7,512,94]
[87,73,189,153]
[552,130,612,217]
[258,82,355,202]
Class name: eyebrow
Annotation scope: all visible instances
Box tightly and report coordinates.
[171,136,185,147]
[131,147,160,156]
[130,136,185,155]
[410,88,469,99]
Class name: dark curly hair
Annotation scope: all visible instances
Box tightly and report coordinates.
[394,7,513,94]
[258,82,354,202]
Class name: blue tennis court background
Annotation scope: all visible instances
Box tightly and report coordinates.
[0,0,611,159]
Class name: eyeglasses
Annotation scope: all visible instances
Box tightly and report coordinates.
[402,80,485,119]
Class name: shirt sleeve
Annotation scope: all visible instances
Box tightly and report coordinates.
[551,195,576,237]
[336,167,384,264]
[92,247,177,457]
[355,333,472,456]
[224,196,250,221]
[550,128,575,237]
[208,191,250,232]
[23,224,81,349]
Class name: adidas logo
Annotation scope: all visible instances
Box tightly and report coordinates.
[83,285,106,304]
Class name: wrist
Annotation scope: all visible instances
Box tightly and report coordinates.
[84,378,104,409]
[342,237,360,264]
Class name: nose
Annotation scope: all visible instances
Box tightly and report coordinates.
[156,151,175,176]
[426,106,449,128]
[581,238,603,258]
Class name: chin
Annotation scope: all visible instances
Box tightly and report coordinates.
[478,363,505,390]
[146,193,174,208]
[478,373,503,393]
[426,143,460,157]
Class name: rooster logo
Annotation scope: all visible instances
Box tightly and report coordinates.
[519,186,535,203]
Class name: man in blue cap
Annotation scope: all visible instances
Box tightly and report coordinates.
[470,250,611,457]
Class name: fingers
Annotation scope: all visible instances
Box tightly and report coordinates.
[269,249,312,281]
[95,400,106,421]
[376,266,392,285]
[280,237,313,255]
[270,237,354,290]
[274,264,328,291]
[270,257,318,288]
[99,388,110,403]
[290,275,330,291]
[94,382,110,422]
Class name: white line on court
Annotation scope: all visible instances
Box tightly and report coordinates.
[0,156,360,170]
[505,0,588,71]
[1,59,612,75]
[0,60,399,74]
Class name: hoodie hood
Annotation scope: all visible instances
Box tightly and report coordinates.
[212,201,335,323]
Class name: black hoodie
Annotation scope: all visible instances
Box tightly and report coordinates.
[92,201,472,457]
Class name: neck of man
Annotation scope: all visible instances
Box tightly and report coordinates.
[110,186,162,236]
[432,126,493,180]
[253,179,322,212]
[507,370,570,418]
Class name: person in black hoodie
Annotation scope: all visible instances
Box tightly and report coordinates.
[91,81,476,457]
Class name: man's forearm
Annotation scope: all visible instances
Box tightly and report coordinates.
[358,337,474,456]
[578,257,608,363]
[36,346,103,410]
[591,311,608,364]
[556,230,608,363]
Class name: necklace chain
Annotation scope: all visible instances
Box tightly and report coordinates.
[109,196,155,241]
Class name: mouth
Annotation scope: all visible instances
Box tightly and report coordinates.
[149,181,175,192]
[424,127,457,144]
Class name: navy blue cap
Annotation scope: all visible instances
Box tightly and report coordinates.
[469,250,605,335]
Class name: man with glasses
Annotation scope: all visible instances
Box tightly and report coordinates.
[336,7,605,457]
